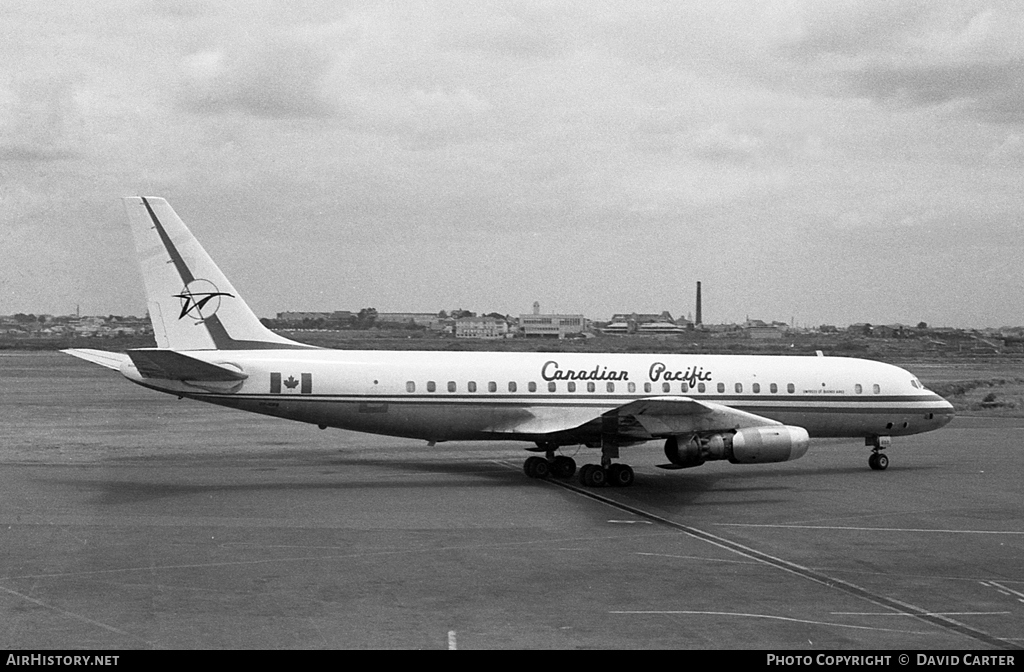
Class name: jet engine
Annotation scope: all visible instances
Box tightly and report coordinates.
[664,426,809,467]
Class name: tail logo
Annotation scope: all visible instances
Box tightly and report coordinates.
[174,279,234,323]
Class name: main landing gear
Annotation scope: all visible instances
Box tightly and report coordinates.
[579,462,635,487]
[523,454,577,479]
[523,439,636,487]
[867,435,891,471]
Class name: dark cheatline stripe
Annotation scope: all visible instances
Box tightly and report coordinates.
[184,391,946,416]
[141,197,194,285]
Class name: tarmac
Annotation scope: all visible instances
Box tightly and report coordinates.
[1,352,1022,649]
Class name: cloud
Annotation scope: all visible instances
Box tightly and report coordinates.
[0,78,82,162]
[840,59,1024,123]
[177,36,340,119]
[777,2,1024,124]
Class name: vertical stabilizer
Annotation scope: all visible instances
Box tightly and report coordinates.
[124,197,309,351]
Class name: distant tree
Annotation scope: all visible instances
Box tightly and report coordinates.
[437,310,448,319]
[356,308,378,328]
[917,321,928,329]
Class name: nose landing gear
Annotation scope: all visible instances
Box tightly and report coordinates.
[867,435,891,470]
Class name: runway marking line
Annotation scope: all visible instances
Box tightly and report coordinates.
[0,531,678,582]
[636,552,757,565]
[987,581,1024,601]
[0,583,152,646]
[831,611,1011,617]
[609,610,932,635]
[529,468,1022,651]
[718,523,1024,535]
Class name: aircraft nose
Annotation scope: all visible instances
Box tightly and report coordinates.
[934,395,955,427]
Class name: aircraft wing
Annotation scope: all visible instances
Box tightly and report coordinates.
[62,348,130,371]
[492,395,782,440]
[612,396,782,436]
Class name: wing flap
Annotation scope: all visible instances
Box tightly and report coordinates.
[127,349,248,381]
[615,396,782,436]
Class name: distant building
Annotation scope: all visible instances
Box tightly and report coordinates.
[455,316,509,339]
[519,303,587,338]
[377,312,443,330]
[602,311,681,335]
[277,311,331,322]
[743,318,785,339]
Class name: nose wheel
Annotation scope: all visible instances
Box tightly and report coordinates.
[866,435,891,471]
[868,452,889,471]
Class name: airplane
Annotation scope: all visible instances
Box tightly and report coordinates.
[65,197,955,487]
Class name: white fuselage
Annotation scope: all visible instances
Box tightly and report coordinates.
[121,350,954,445]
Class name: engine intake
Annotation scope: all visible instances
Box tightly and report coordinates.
[664,426,809,467]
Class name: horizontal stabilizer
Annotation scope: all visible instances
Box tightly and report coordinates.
[127,349,248,381]
[62,348,130,371]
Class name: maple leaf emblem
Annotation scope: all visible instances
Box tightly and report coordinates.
[283,376,299,389]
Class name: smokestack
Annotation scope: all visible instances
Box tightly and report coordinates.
[695,281,702,326]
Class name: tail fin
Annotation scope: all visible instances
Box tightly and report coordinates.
[124,197,310,351]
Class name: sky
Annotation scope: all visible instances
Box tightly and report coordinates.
[1,1,1022,328]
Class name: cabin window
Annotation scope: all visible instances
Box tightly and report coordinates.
[735,383,743,393]
[698,383,706,393]
[587,382,596,393]
[770,383,778,393]
[644,383,652,393]
[873,384,881,394]
[468,381,477,393]
[662,382,671,393]
[752,383,760,393]
[508,382,517,393]
[681,383,689,393]
[568,381,576,393]
[447,381,457,393]
[488,381,497,393]
[717,382,725,393]
[406,381,415,393]
[547,381,556,392]
[787,383,795,393]
[606,382,615,393]
[528,382,537,392]
[628,382,636,393]
[427,381,436,392]
[855,384,862,394]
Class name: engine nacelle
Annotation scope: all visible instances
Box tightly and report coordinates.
[663,435,706,468]
[664,426,809,467]
[729,426,809,464]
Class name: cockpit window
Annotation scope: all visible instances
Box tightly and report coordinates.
[911,378,925,390]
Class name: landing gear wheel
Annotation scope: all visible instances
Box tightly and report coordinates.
[524,456,550,478]
[868,452,889,471]
[552,456,576,479]
[607,464,635,487]
[579,464,606,487]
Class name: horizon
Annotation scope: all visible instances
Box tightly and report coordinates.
[3,310,1022,333]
